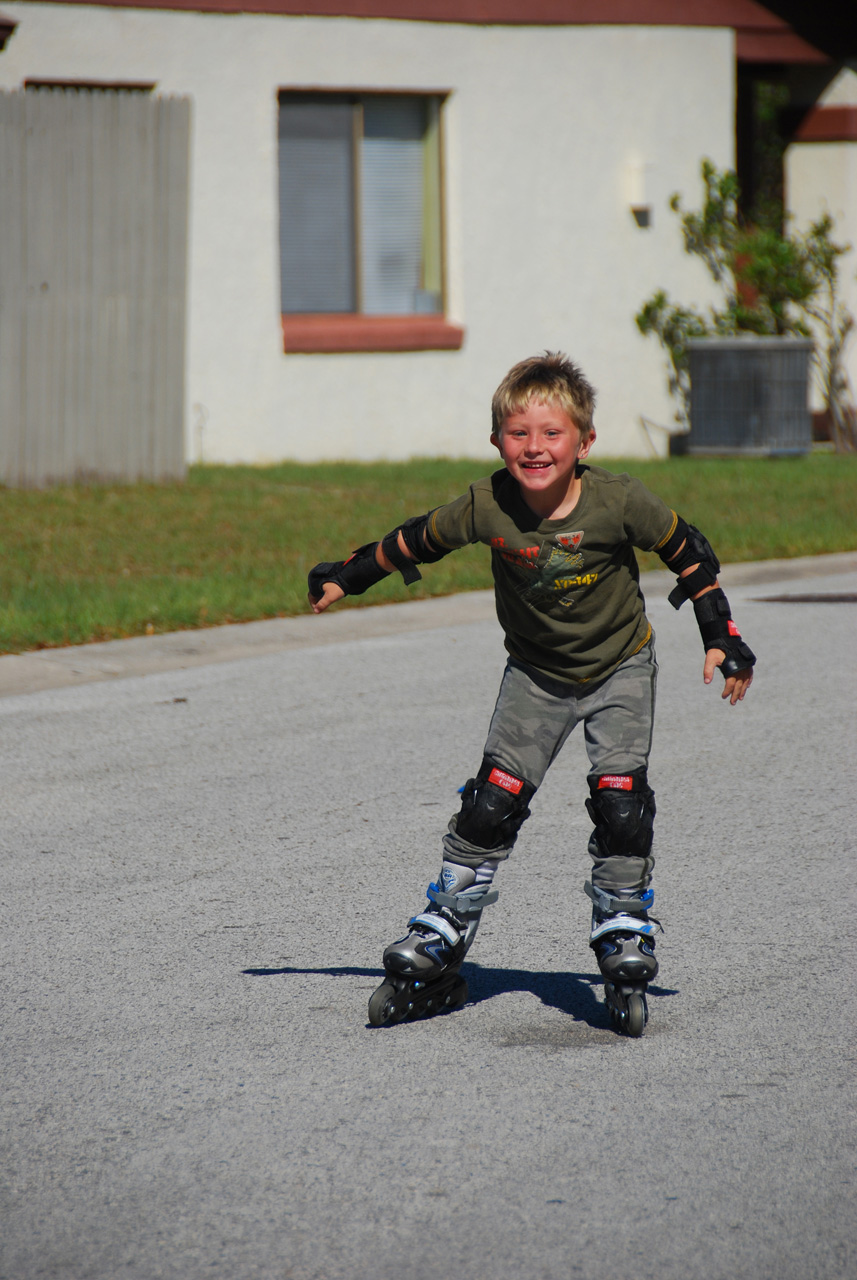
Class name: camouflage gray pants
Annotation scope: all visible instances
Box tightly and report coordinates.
[442,642,658,894]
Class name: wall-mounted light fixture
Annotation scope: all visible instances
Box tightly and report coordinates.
[0,10,18,51]
[626,159,652,228]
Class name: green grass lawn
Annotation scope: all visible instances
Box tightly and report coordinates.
[1,453,855,654]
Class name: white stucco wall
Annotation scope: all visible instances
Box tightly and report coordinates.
[786,69,857,415]
[2,5,734,462]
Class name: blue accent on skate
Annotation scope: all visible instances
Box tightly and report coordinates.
[427,880,440,902]
[423,938,448,964]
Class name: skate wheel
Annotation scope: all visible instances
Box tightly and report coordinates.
[368,982,399,1027]
[625,993,647,1038]
[444,977,468,1010]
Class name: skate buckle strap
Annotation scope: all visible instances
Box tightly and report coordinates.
[584,880,653,916]
[408,912,461,947]
[426,882,499,914]
[590,914,657,942]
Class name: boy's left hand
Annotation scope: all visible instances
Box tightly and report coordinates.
[703,649,753,704]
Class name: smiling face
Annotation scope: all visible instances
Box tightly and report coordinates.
[491,397,595,519]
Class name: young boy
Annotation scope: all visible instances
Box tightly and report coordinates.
[308,353,755,1036]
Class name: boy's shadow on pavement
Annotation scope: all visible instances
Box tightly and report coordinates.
[243,962,678,1031]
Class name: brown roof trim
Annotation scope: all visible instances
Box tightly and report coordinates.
[17,1,832,64]
[795,105,857,142]
[281,314,465,354]
[13,0,810,32]
[0,10,17,51]
[21,1,833,62]
[735,30,831,62]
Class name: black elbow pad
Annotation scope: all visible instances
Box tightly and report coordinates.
[377,511,454,585]
[398,512,453,564]
[379,530,423,585]
[658,516,721,609]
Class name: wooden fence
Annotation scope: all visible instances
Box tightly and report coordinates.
[0,89,190,486]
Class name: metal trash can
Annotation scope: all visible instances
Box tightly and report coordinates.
[687,336,813,455]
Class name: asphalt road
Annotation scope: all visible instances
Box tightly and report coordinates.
[2,555,855,1280]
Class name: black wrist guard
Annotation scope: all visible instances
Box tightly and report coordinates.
[692,588,756,678]
[658,516,721,609]
[307,543,389,599]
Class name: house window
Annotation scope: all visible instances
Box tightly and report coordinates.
[277,91,463,353]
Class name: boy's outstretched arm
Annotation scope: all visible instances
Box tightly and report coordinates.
[308,519,447,614]
[657,517,756,706]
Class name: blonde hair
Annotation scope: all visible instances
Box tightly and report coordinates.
[491,351,596,441]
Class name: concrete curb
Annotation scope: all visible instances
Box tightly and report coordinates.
[2,550,855,699]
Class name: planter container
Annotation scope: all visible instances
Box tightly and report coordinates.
[686,336,813,455]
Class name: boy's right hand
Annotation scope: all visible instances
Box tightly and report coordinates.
[308,581,346,614]
[703,648,754,704]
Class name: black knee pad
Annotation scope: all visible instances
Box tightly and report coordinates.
[586,769,655,859]
[455,757,535,852]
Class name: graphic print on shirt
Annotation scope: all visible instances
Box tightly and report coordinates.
[489,536,540,571]
[493,533,598,609]
[519,529,601,609]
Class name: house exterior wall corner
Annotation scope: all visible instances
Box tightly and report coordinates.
[1,6,735,462]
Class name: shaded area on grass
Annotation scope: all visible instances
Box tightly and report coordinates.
[2,454,855,653]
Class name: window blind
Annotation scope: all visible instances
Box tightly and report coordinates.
[279,98,355,313]
[361,97,431,315]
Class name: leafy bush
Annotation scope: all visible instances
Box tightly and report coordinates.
[636,159,855,447]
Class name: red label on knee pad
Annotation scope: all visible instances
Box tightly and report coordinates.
[488,767,524,795]
[598,775,634,790]
[728,620,741,636]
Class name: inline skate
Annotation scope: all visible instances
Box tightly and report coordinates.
[585,881,660,1037]
[368,862,497,1026]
